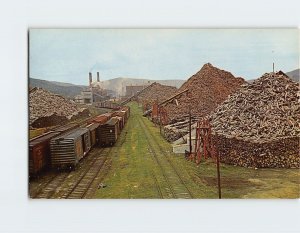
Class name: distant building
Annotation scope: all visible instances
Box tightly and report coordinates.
[126,85,148,97]
[82,90,93,104]
[75,90,93,104]
[74,71,112,104]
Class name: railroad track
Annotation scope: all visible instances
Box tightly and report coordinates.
[30,172,58,198]
[32,172,70,199]
[139,117,193,199]
[62,147,112,199]
[151,171,163,198]
[145,121,194,198]
[31,148,105,199]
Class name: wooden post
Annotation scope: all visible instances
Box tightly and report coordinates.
[159,108,162,135]
[216,151,222,199]
[189,106,192,154]
[273,62,275,73]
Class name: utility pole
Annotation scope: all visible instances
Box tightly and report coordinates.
[273,62,275,73]
[216,150,222,199]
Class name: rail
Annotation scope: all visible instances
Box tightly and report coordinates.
[138,117,193,198]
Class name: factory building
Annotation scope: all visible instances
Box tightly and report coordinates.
[75,72,110,104]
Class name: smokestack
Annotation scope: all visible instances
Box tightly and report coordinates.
[97,72,100,82]
[89,72,92,86]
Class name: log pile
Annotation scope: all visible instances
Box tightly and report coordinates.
[163,63,245,141]
[210,71,300,168]
[29,88,88,128]
[137,82,177,107]
[164,63,245,122]
[212,135,299,168]
[164,116,199,142]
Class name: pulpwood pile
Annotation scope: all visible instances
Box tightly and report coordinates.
[163,63,245,141]
[137,82,177,106]
[164,63,245,122]
[210,72,300,168]
[30,88,88,128]
[164,117,199,142]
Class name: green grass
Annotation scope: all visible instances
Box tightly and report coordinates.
[94,102,300,199]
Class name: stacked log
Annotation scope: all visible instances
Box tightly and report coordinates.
[164,116,199,142]
[29,88,88,128]
[212,135,299,168]
[210,71,300,168]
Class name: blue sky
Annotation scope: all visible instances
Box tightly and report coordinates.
[29,29,299,85]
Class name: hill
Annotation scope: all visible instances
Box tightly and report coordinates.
[286,69,299,82]
[29,77,185,98]
[29,78,86,98]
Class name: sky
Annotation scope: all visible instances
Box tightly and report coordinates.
[29,29,299,85]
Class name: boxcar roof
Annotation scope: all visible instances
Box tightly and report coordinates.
[121,106,129,111]
[66,128,89,138]
[86,123,100,131]
[30,131,61,147]
[113,111,126,116]
[106,117,119,125]
[53,128,88,140]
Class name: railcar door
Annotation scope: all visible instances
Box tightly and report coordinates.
[75,138,84,161]
[82,132,91,154]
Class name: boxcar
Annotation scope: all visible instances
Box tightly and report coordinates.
[115,116,124,131]
[121,110,128,124]
[121,106,130,120]
[112,111,125,129]
[86,123,100,147]
[50,128,91,169]
[29,131,61,176]
[97,117,119,146]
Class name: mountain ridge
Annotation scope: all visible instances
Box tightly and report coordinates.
[29,77,185,98]
[29,68,298,99]
[286,68,299,82]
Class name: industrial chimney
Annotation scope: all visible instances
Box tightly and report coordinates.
[89,72,92,87]
[97,72,100,82]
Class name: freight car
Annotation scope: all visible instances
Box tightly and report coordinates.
[115,116,124,132]
[86,123,100,147]
[112,111,126,130]
[97,117,120,146]
[30,109,130,174]
[121,106,130,120]
[50,128,91,169]
[29,131,61,176]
